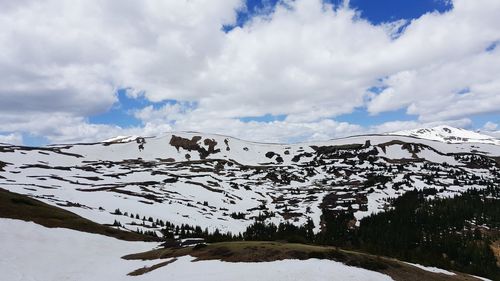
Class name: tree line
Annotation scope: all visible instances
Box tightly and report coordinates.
[114,185,499,279]
[171,186,499,279]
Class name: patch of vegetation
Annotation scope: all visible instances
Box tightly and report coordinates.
[124,241,477,281]
[124,241,383,264]
[230,212,246,220]
[357,187,500,280]
[363,173,391,188]
[0,188,157,241]
[310,186,499,280]
[243,219,315,244]
[161,187,500,279]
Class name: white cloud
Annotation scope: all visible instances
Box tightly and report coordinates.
[483,121,498,131]
[481,121,500,138]
[0,0,499,144]
[173,117,365,143]
[133,103,195,126]
[0,133,23,145]
[367,0,500,120]
[368,48,500,121]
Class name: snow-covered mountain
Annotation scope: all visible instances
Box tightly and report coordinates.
[1,130,499,237]
[392,125,500,145]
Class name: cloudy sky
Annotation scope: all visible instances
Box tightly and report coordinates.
[0,0,499,145]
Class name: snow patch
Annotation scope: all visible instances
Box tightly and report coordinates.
[404,262,455,276]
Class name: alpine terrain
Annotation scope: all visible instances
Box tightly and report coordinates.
[1,125,499,280]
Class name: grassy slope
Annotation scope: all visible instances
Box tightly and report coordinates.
[0,187,157,242]
[492,241,500,267]
[123,241,485,281]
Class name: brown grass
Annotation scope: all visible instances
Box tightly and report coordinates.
[123,241,484,281]
[491,240,500,267]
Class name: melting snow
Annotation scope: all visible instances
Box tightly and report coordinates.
[0,219,394,281]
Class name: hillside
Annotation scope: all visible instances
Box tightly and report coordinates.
[0,129,498,236]
[0,187,156,241]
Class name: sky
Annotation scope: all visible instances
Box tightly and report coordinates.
[0,0,499,146]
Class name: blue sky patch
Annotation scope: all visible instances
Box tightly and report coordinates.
[89,89,143,127]
[345,0,452,24]
[224,0,453,32]
[240,113,287,123]
[223,0,280,32]
[22,133,50,147]
[486,41,498,52]
[89,89,179,127]
[367,85,388,95]
[456,87,470,95]
[470,112,500,129]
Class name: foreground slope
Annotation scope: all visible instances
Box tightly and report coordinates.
[1,218,488,281]
[0,219,396,281]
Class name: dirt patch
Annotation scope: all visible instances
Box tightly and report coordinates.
[169,135,221,159]
[128,258,178,276]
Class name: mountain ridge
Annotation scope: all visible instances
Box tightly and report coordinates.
[1,128,498,235]
[391,125,500,145]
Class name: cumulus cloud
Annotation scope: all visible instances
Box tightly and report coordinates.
[483,121,498,131]
[173,116,364,143]
[481,121,500,138]
[0,0,499,144]
[125,103,473,143]
[0,133,23,145]
[367,0,500,120]
[368,48,500,121]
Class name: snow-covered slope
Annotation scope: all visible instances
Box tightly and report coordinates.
[0,218,155,281]
[0,131,499,235]
[0,218,395,281]
[392,125,500,145]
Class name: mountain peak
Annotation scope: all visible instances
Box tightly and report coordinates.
[391,125,499,145]
[102,135,141,143]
